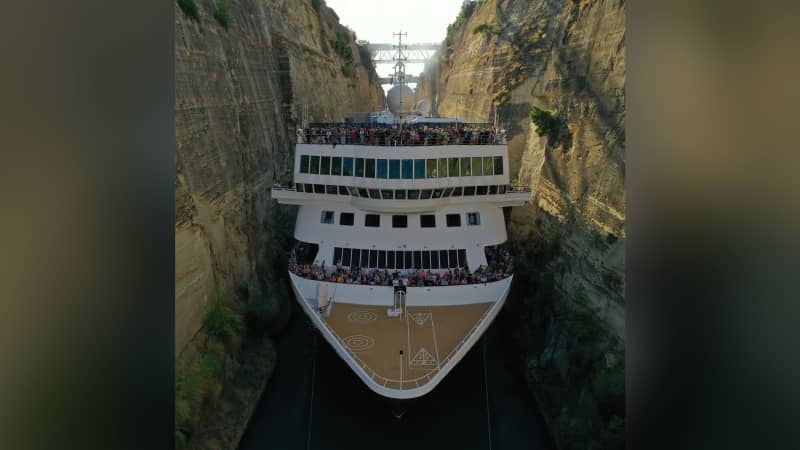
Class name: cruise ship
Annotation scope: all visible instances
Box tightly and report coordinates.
[271,33,530,411]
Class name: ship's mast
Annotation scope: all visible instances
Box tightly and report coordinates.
[392,30,408,125]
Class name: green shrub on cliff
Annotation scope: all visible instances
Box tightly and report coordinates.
[213,1,232,29]
[204,291,238,341]
[472,23,496,37]
[529,105,559,138]
[177,0,199,21]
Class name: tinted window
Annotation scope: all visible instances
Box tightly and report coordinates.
[427,159,437,178]
[414,159,426,179]
[498,185,507,194]
[449,249,458,267]
[402,160,413,179]
[369,250,378,268]
[467,212,480,226]
[378,250,386,269]
[360,248,369,267]
[320,156,331,174]
[326,185,337,194]
[338,186,349,195]
[458,249,467,269]
[355,158,364,177]
[321,211,334,224]
[368,189,380,199]
[494,156,503,175]
[439,250,449,268]
[295,183,305,192]
[422,251,431,269]
[488,185,498,195]
[351,249,361,267]
[310,155,320,174]
[300,155,310,173]
[407,189,420,200]
[404,251,413,269]
[358,188,368,197]
[439,158,448,178]
[451,186,463,197]
[377,159,388,178]
[340,212,355,226]
[464,186,476,196]
[365,158,376,178]
[413,251,422,269]
[381,189,394,200]
[392,215,408,228]
[446,214,461,227]
[314,184,324,193]
[431,250,440,269]
[387,250,396,269]
[389,160,400,179]
[442,187,454,197]
[332,156,342,175]
[460,157,472,176]
[483,156,493,175]
[420,189,432,199]
[448,157,459,177]
[432,189,443,199]
[420,214,436,228]
[476,185,488,195]
[343,157,354,176]
[365,214,380,227]
[334,247,342,264]
[395,190,406,200]
[342,248,352,266]
[472,157,483,176]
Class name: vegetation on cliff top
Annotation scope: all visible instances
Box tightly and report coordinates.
[445,0,480,46]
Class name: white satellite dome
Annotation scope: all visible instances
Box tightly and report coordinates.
[386,85,414,115]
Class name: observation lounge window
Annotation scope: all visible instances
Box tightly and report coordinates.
[414,159,426,179]
[427,159,438,178]
[365,159,376,178]
[407,189,420,200]
[377,159,388,179]
[320,156,331,175]
[331,156,342,175]
[381,190,394,200]
[420,189,433,199]
[448,158,459,177]
[392,215,408,228]
[343,157,354,176]
[310,156,320,174]
[467,212,480,226]
[402,159,413,179]
[365,214,380,227]
[389,160,401,179]
[460,157,472,176]
[483,156,493,175]
[340,212,355,226]
[472,157,483,176]
[464,186,476,196]
[494,156,503,175]
[446,214,461,227]
[395,190,406,200]
[300,155,310,173]
[321,211,334,224]
[420,215,436,228]
[439,158,448,178]
[326,185,337,194]
[355,158,364,177]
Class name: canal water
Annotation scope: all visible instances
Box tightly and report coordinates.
[239,302,554,450]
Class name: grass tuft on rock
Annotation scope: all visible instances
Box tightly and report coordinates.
[213,1,232,29]
[177,0,200,21]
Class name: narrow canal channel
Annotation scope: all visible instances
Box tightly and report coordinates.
[239,302,554,450]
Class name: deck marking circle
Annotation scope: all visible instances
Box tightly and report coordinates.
[343,334,375,352]
[347,310,377,324]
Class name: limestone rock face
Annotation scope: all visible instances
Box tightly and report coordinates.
[175,0,384,353]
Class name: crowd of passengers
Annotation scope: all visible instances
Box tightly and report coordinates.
[288,246,513,286]
[301,125,502,146]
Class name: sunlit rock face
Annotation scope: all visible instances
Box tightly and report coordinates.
[418,0,625,337]
[175,0,384,354]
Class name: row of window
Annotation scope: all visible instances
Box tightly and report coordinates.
[321,211,481,228]
[333,247,468,270]
[299,155,504,178]
[297,183,510,199]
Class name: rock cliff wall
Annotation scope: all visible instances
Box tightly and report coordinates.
[418,1,625,447]
[175,0,384,355]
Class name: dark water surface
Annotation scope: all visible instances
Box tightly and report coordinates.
[239,303,554,450]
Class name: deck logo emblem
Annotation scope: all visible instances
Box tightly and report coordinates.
[407,311,432,326]
[410,347,437,367]
[347,310,377,324]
